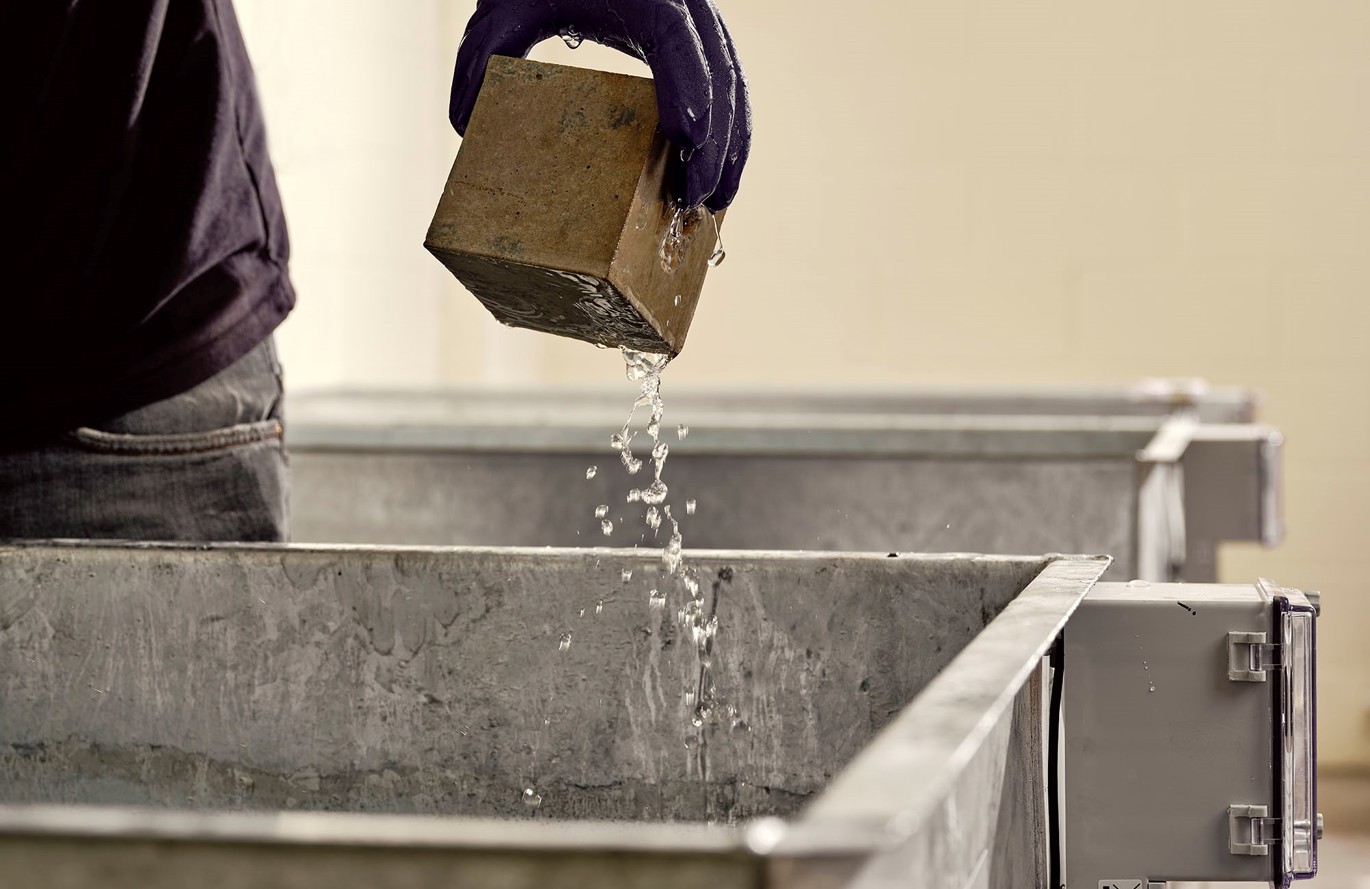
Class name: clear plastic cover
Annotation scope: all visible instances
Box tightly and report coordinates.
[1282,605,1317,880]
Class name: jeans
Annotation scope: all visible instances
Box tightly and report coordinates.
[0,338,288,542]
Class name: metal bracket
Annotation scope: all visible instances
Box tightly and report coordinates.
[1229,804,1279,855]
[1227,631,1282,682]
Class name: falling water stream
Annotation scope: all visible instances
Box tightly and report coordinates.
[536,206,731,812]
[615,349,748,767]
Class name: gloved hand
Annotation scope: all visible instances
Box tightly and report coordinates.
[449,0,751,212]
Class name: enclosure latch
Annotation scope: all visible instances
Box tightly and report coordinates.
[1228,805,1280,855]
[1227,631,1282,682]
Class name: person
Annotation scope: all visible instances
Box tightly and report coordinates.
[1,0,751,543]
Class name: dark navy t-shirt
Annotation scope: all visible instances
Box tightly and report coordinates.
[2,0,295,449]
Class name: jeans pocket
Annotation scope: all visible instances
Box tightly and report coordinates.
[67,419,284,457]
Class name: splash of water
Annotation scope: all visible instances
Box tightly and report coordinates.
[659,206,703,273]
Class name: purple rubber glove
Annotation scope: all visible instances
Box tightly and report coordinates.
[449,0,751,212]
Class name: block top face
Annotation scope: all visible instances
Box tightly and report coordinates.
[427,56,660,278]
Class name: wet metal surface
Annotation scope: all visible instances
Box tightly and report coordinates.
[0,544,1108,889]
[0,544,1038,821]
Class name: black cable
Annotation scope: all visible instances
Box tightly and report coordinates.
[1047,632,1065,889]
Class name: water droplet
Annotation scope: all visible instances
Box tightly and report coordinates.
[686,107,697,121]
[645,507,662,531]
[585,466,597,479]
[707,209,726,267]
[578,609,585,618]
[621,451,643,474]
[595,600,604,614]
[594,504,609,519]
[642,479,668,505]
[522,787,542,808]
[674,294,681,306]
[649,589,666,608]
[685,499,697,515]
[685,690,697,707]
[560,27,583,48]
[662,530,683,575]
[731,718,751,734]
[559,632,572,652]
[652,441,669,462]
[1148,685,1156,693]
[677,425,689,440]
[620,569,633,582]
[600,519,613,536]
[1128,579,1150,588]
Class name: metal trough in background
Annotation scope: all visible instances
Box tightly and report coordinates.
[285,383,1282,581]
[0,542,1109,888]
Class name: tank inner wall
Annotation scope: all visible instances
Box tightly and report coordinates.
[0,545,1044,824]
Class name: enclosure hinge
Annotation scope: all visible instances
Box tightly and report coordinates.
[1228,804,1280,855]
[1226,631,1282,682]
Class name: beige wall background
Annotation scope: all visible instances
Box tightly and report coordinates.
[235,1,1370,770]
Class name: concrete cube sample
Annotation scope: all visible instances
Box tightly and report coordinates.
[425,55,721,356]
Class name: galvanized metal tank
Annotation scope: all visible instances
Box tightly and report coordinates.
[0,542,1109,888]
[284,383,1281,581]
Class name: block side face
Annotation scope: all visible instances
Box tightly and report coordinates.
[609,145,721,355]
[430,247,670,353]
[427,56,658,278]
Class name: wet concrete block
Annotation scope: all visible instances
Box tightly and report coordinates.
[425,56,721,357]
